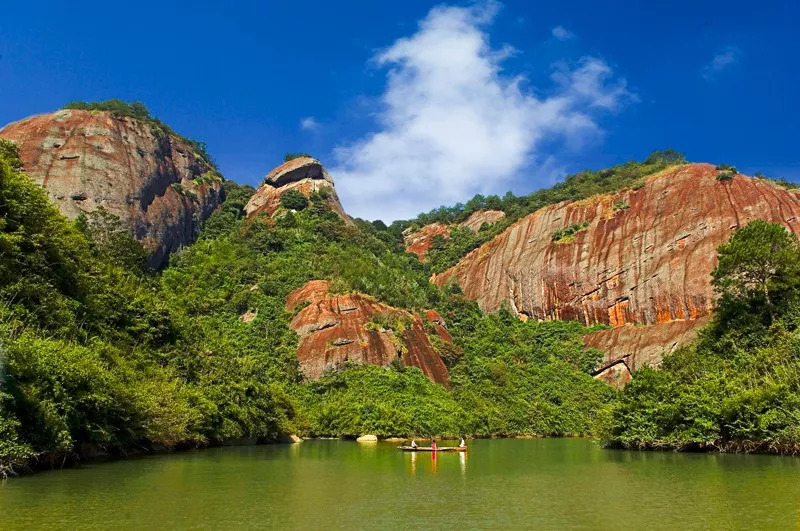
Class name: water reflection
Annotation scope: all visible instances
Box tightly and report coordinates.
[459,451,466,477]
[410,452,417,475]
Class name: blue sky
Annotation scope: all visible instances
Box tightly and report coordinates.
[1,0,798,221]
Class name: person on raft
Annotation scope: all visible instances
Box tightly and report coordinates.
[431,439,437,451]
[459,437,466,448]
[411,439,418,449]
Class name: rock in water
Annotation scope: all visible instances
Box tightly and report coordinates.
[244,157,348,220]
[433,164,800,375]
[0,109,224,268]
[356,434,378,442]
[285,280,450,385]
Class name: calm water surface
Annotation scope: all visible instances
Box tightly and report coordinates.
[2,439,800,529]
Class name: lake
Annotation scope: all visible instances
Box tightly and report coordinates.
[2,439,800,529]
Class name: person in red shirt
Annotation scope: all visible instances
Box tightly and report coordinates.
[431,439,437,451]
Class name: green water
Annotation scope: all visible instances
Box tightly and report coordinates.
[2,439,800,529]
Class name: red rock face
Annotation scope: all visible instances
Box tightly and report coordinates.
[584,318,709,389]
[403,210,506,260]
[404,223,450,260]
[286,280,450,385]
[245,157,348,220]
[433,164,800,372]
[0,109,223,268]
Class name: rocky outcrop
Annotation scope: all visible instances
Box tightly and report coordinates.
[585,318,710,388]
[404,223,450,259]
[404,210,506,259]
[0,109,224,268]
[286,280,450,384]
[433,164,800,373]
[460,209,506,232]
[244,157,348,220]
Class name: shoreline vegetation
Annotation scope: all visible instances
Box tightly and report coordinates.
[2,103,800,478]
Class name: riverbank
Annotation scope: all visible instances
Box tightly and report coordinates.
[605,438,800,455]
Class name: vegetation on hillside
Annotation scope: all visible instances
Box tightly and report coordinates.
[62,99,217,169]
[0,141,293,477]
[609,220,800,453]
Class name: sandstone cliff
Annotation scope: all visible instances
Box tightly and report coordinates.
[0,109,224,268]
[404,209,505,259]
[245,157,348,220]
[584,318,710,388]
[286,280,450,384]
[433,164,800,374]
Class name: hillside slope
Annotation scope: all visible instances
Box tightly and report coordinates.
[0,109,223,267]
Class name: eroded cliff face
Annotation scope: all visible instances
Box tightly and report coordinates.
[404,223,450,259]
[404,209,506,259]
[0,109,224,268]
[286,280,450,384]
[244,157,348,220]
[584,318,710,388]
[433,164,800,373]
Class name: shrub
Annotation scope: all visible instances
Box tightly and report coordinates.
[279,189,309,211]
[284,153,312,162]
[551,222,591,243]
[612,200,630,211]
[715,163,738,173]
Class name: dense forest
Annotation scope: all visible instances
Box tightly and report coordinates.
[2,101,800,477]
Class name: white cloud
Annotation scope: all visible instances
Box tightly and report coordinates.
[300,117,320,131]
[551,25,574,40]
[701,47,740,80]
[331,2,635,221]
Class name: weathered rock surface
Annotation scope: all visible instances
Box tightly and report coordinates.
[245,157,348,220]
[584,318,710,388]
[0,109,224,268]
[404,223,450,259]
[403,210,506,259]
[460,209,506,232]
[433,164,800,372]
[286,280,450,384]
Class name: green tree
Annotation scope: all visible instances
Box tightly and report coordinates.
[712,220,800,326]
[279,190,309,211]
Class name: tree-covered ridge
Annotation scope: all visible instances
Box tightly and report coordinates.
[62,99,217,170]
[394,149,687,273]
[609,220,800,453]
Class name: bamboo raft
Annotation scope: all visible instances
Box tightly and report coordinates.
[397,446,467,452]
